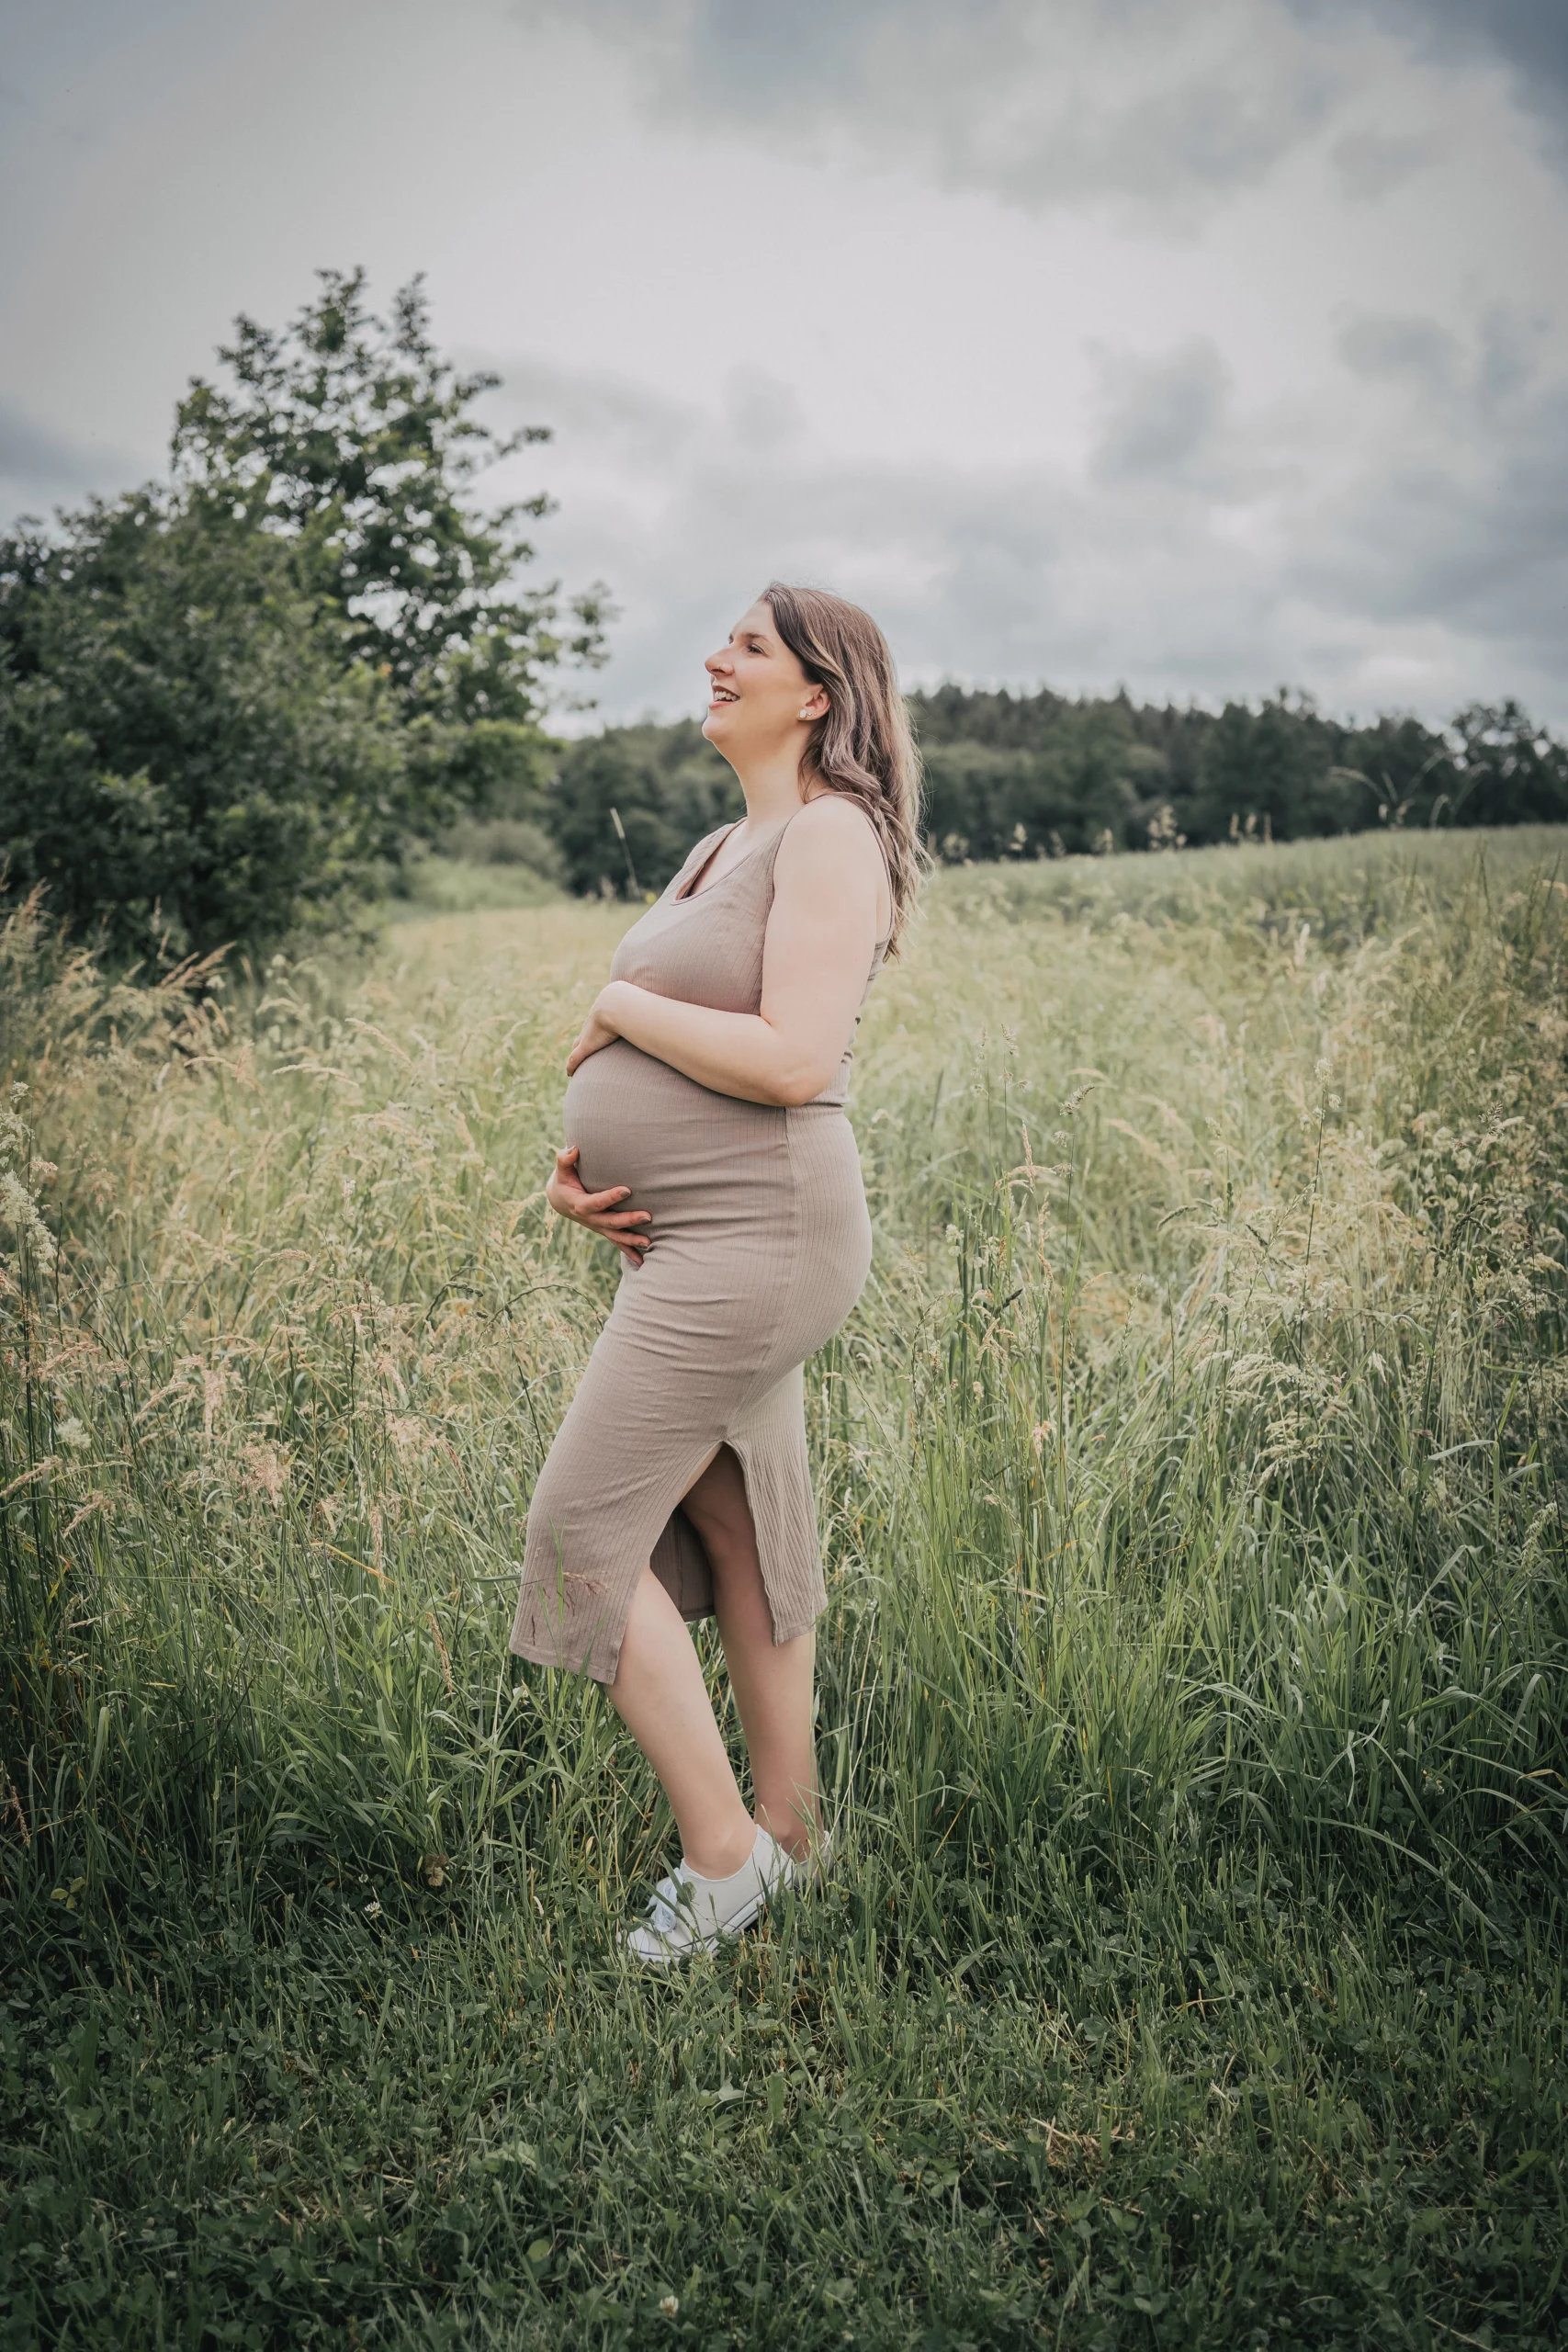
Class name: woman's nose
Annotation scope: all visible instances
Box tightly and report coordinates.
[705,647,730,676]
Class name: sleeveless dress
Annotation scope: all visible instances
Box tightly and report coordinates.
[509,811,888,1684]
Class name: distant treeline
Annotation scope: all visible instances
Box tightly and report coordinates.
[537,688,1568,899]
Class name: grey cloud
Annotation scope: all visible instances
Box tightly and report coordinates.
[1330,127,1441,199]
[1289,382,1568,667]
[519,0,1347,220]
[1476,304,1554,405]
[520,0,1568,212]
[1386,0,1568,126]
[723,373,806,456]
[1337,313,1463,393]
[1288,0,1568,151]
[1305,305,1568,662]
[1337,302,1556,415]
[1090,340,1231,486]
[464,354,703,473]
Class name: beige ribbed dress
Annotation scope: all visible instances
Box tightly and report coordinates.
[509,811,886,1684]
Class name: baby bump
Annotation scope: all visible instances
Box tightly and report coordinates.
[562,1041,793,1232]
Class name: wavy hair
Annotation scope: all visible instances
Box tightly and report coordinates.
[762,582,924,951]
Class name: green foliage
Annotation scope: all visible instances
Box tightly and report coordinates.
[1,831,1566,2345]
[920,699,1168,858]
[174,267,608,727]
[903,683,1568,864]
[1191,693,1363,841]
[0,270,602,962]
[547,719,740,898]
[0,494,403,963]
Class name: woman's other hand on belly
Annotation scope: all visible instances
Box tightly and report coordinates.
[545,1145,650,1265]
[565,996,622,1076]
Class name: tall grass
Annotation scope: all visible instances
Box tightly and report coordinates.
[2,830,1565,2349]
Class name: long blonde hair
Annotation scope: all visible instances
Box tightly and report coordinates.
[762,582,923,951]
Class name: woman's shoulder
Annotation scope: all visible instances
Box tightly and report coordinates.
[777,791,887,886]
[774,793,890,922]
[784,791,884,858]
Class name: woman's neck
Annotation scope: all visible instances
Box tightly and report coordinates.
[731,750,815,833]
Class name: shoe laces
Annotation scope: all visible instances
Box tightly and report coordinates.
[642,1872,696,1939]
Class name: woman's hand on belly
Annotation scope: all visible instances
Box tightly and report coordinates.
[544,1145,650,1264]
[565,998,622,1076]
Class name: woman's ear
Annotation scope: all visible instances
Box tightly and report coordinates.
[797,687,829,723]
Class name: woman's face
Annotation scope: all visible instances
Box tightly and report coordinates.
[703,600,828,766]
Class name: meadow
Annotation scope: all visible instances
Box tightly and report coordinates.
[2,827,1565,2350]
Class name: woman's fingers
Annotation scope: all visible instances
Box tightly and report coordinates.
[549,1185,641,1221]
[547,1144,648,1254]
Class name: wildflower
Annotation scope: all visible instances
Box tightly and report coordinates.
[56,1415,90,1452]
[363,1898,382,1918]
[659,2295,679,2319]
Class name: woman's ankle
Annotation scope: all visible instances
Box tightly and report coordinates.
[753,1804,817,1861]
[683,1819,760,1880]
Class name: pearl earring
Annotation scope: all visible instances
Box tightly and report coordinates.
[798,708,814,721]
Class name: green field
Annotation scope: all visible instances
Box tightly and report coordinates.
[3,829,1566,2349]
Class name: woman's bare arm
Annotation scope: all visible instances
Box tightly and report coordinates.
[566,797,887,1107]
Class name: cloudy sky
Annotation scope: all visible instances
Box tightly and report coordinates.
[3,0,1566,727]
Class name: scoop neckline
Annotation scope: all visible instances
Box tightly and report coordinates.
[671,818,784,903]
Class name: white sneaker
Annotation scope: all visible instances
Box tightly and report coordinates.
[622,1826,791,1966]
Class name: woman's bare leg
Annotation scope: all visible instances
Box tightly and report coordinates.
[681,1446,820,1860]
[609,1566,757,1879]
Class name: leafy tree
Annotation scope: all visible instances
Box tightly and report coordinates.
[1338,714,1450,829]
[1,267,609,959]
[174,268,607,727]
[0,494,402,965]
[547,723,739,899]
[1444,703,1568,827]
[919,696,1172,857]
[1190,693,1361,842]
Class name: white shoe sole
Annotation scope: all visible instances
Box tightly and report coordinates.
[625,1884,770,1967]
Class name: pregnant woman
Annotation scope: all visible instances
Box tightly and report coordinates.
[510,582,919,1964]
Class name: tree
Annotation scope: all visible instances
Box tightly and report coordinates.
[174,268,608,727]
[0,493,402,964]
[547,723,739,899]
[0,267,611,960]
[917,698,1168,858]
[1190,694,1359,842]
[1444,703,1568,827]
